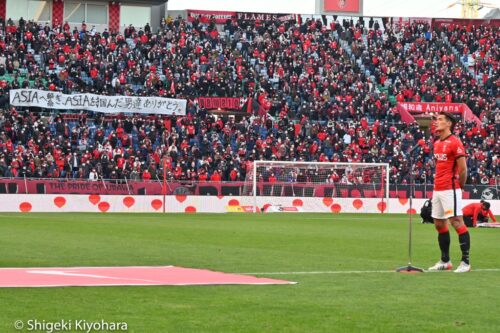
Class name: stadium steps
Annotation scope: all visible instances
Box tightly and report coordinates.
[34,54,42,66]
[0,73,47,88]
[332,31,361,71]
[388,95,397,106]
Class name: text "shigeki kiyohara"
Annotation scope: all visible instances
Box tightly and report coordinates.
[16,319,128,332]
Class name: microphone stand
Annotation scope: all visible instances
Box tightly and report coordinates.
[396,143,424,273]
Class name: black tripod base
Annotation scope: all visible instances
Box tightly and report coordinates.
[396,265,424,273]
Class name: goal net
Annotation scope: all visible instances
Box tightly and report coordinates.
[243,161,389,213]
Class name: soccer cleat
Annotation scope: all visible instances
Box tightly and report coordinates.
[428,260,453,271]
[454,261,471,273]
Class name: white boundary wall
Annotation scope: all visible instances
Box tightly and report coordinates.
[0,195,499,216]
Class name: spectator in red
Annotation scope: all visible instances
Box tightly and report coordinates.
[210,170,221,182]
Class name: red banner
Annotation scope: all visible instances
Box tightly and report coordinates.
[323,0,362,13]
[393,17,433,29]
[432,18,500,28]
[397,102,481,126]
[195,97,247,111]
[236,12,297,22]
[187,9,236,24]
[186,10,298,24]
[399,102,463,114]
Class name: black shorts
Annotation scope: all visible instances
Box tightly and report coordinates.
[463,215,474,227]
[464,214,488,227]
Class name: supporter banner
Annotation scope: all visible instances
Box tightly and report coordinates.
[398,102,481,126]
[399,102,463,114]
[195,97,248,111]
[187,9,236,24]
[392,17,433,29]
[432,18,500,28]
[236,12,297,22]
[9,89,186,115]
[0,179,497,200]
[186,9,298,24]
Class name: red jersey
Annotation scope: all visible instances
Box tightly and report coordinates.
[462,203,497,224]
[433,134,465,191]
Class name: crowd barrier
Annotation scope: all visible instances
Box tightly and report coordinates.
[0,179,498,200]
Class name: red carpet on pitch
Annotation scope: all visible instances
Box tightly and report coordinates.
[0,266,295,288]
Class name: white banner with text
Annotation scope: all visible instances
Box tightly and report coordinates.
[10,89,186,115]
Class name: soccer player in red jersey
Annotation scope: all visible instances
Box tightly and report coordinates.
[428,112,471,273]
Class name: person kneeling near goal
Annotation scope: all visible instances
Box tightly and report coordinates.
[428,112,471,273]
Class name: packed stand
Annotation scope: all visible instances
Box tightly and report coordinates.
[0,106,498,186]
[0,16,497,186]
[347,20,498,119]
[440,23,498,90]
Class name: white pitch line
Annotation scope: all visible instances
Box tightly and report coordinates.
[241,270,393,275]
[26,270,158,283]
[0,214,38,219]
[304,217,381,220]
[470,268,500,272]
[241,268,500,275]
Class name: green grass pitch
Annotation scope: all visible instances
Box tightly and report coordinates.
[0,213,499,332]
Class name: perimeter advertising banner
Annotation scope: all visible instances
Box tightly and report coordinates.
[1,194,498,214]
[316,0,363,15]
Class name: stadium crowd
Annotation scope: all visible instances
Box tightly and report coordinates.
[0,15,497,185]
[441,23,498,89]
[350,20,497,117]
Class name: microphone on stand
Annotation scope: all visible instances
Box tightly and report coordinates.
[396,137,426,273]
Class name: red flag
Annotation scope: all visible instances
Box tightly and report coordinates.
[258,103,267,118]
[162,158,167,195]
[170,81,175,95]
[246,98,252,114]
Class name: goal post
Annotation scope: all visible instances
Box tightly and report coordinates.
[245,161,390,213]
